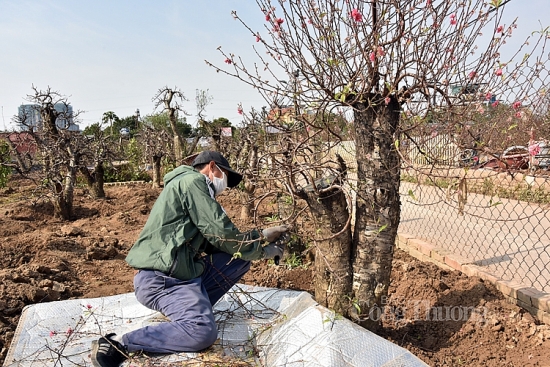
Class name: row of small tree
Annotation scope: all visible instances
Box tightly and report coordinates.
[1,85,237,220]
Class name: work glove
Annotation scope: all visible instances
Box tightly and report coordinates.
[262,225,290,242]
[262,241,285,260]
[262,232,291,265]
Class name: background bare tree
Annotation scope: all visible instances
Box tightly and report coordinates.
[137,112,180,188]
[78,120,120,198]
[152,87,189,164]
[207,0,550,330]
[12,86,86,219]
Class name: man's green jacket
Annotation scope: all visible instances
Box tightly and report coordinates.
[125,165,264,280]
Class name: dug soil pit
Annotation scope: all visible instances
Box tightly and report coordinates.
[0,181,549,366]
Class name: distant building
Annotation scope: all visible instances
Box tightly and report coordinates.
[17,104,80,132]
[0,132,38,155]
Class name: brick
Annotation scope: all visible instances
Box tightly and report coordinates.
[423,256,455,272]
[541,311,550,326]
[407,248,425,261]
[530,294,550,313]
[476,270,499,285]
[397,242,410,253]
[495,279,524,299]
[516,298,537,315]
[444,253,471,271]
[431,248,451,263]
[518,287,547,308]
[396,233,415,247]
[417,241,436,256]
[408,238,432,251]
[461,264,483,277]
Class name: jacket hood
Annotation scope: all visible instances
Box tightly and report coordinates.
[163,165,197,185]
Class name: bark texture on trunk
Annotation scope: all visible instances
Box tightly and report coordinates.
[351,96,401,331]
[91,163,105,198]
[239,140,256,221]
[152,155,162,188]
[80,163,105,199]
[301,185,352,317]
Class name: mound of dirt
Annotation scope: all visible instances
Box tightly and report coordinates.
[0,180,549,366]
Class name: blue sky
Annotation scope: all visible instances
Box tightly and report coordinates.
[1,0,549,130]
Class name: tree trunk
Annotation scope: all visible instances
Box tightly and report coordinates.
[172,135,182,163]
[351,95,401,331]
[211,132,221,152]
[91,163,105,198]
[52,189,71,220]
[152,155,162,188]
[80,163,105,199]
[300,185,352,317]
[167,108,185,164]
[240,142,256,220]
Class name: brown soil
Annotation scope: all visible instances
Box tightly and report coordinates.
[0,179,549,367]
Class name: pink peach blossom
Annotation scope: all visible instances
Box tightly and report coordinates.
[529,144,541,156]
[384,96,391,105]
[495,68,503,76]
[485,92,492,100]
[265,14,271,21]
[491,101,499,107]
[224,58,232,65]
[512,101,521,109]
[369,52,376,62]
[350,8,362,22]
[497,25,504,33]
[468,71,477,79]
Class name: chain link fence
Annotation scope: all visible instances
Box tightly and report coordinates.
[329,141,550,294]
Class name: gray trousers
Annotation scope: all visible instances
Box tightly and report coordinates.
[122,252,251,353]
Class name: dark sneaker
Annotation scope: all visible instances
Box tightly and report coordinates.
[91,333,128,367]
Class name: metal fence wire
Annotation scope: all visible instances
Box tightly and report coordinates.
[329,141,550,294]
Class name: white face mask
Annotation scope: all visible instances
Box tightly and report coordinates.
[212,164,228,196]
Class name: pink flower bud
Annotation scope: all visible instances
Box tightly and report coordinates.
[224,58,232,65]
[495,68,503,76]
[384,96,391,105]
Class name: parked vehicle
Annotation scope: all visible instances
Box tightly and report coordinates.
[479,146,530,170]
[529,141,550,170]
